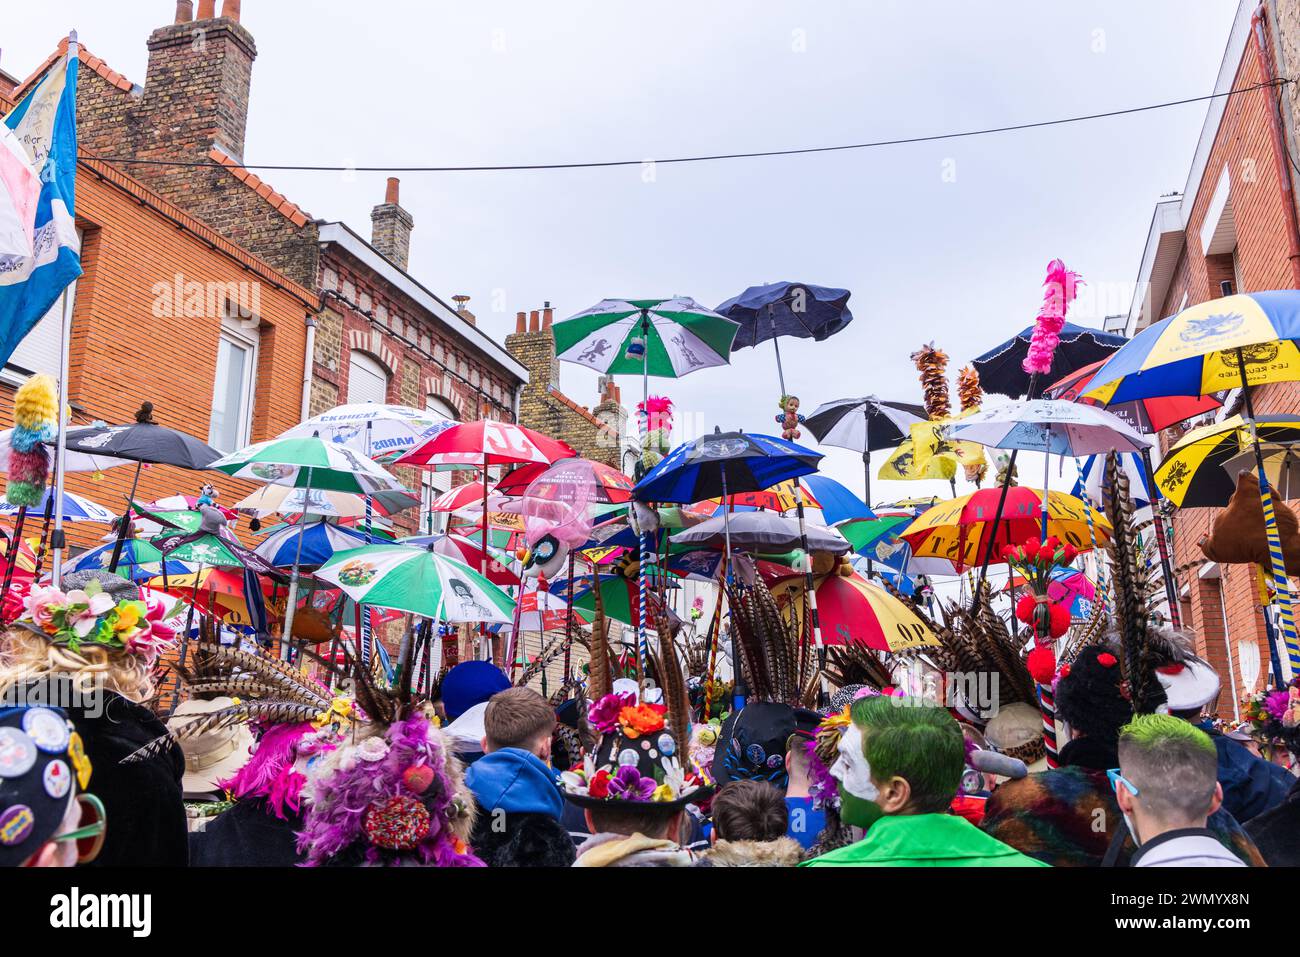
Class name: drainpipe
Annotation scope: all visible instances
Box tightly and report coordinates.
[301,312,317,422]
[1253,4,1300,288]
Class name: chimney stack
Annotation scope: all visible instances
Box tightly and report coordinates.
[453,294,475,326]
[196,0,216,18]
[221,0,241,21]
[529,310,540,332]
[370,176,415,271]
[515,311,527,334]
[542,303,553,331]
[175,0,194,23]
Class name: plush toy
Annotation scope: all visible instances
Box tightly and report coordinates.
[1200,469,1300,576]
[776,395,803,441]
[197,483,218,508]
[5,374,58,507]
[637,396,673,475]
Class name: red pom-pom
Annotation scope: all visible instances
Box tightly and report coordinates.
[1027,645,1058,685]
[402,764,434,794]
[1048,602,1071,638]
[1015,593,1038,625]
[1022,540,1040,560]
[1096,652,1118,668]
[1061,543,1078,564]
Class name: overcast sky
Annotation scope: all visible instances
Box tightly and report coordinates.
[6,0,1240,506]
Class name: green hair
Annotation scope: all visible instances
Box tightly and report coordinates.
[1118,714,1218,822]
[1119,713,1216,756]
[849,696,964,813]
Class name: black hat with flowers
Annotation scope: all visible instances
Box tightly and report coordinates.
[559,690,713,811]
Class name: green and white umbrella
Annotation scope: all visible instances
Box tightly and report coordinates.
[316,544,515,623]
[209,436,410,495]
[554,297,740,384]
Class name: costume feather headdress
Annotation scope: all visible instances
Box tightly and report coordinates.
[725,579,802,705]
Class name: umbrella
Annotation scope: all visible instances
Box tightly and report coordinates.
[548,573,676,629]
[1008,566,1096,618]
[278,402,454,458]
[715,281,853,394]
[702,478,822,515]
[947,399,1150,458]
[148,567,272,628]
[254,520,373,568]
[1073,452,1152,508]
[234,484,418,519]
[396,533,520,586]
[972,322,1128,400]
[772,574,940,651]
[634,429,823,504]
[836,513,915,555]
[396,420,576,471]
[900,487,1111,571]
[670,511,850,554]
[0,429,117,475]
[0,488,115,523]
[800,475,873,525]
[316,544,515,623]
[1154,415,1300,508]
[1043,357,1222,433]
[504,590,589,632]
[553,297,739,385]
[803,396,928,507]
[516,458,636,560]
[514,458,634,506]
[68,539,193,582]
[1224,445,1300,501]
[63,404,223,575]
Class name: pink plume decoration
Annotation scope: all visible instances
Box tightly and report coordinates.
[1021,259,1083,376]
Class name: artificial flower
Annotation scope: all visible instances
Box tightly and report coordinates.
[618,702,667,738]
[651,783,675,802]
[24,585,65,630]
[356,737,390,762]
[112,602,141,632]
[587,691,636,734]
[587,769,612,799]
[607,765,655,802]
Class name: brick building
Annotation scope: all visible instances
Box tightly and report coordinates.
[506,304,638,474]
[1124,0,1300,709]
[14,1,533,537]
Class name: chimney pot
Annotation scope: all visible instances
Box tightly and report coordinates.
[197,0,216,17]
[385,176,400,206]
[542,307,553,331]
[529,310,540,333]
[515,311,526,334]
[175,0,195,23]
[221,0,241,22]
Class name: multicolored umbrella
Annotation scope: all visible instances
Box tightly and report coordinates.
[316,544,515,623]
[554,297,739,380]
[973,322,1127,400]
[900,487,1111,570]
[69,539,193,582]
[396,420,576,470]
[147,567,273,628]
[635,430,823,504]
[548,573,675,628]
[278,402,454,459]
[1043,357,1222,433]
[803,396,928,506]
[211,436,410,495]
[396,533,520,586]
[947,399,1150,457]
[234,484,418,519]
[771,574,939,651]
[702,478,821,515]
[836,512,915,555]
[1153,415,1300,508]
[254,520,372,568]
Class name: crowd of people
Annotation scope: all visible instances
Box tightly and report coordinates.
[1,566,1296,869]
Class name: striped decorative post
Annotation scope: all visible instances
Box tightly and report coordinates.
[1038,683,1059,768]
[793,486,830,708]
[701,578,726,721]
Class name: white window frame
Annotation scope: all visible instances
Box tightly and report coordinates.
[208,306,259,453]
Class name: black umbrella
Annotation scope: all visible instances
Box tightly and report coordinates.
[715,281,853,396]
[972,322,1127,400]
[671,511,850,554]
[64,403,222,572]
[804,396,927,509]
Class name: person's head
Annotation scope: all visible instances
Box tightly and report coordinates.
[831,696,965,828]
[450,580,472,601]
[439,660,512,721]
[1054,645,1133,743]
[1114,714,1222,844]
[584,804,684,843]
[710,780,787,844]
[784,733,812,794]
[482,687,556,760]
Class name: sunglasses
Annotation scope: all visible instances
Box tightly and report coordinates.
[50,793,107,864]
[1105,768,1140,798]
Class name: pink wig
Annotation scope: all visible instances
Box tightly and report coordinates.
[219,722,317,820]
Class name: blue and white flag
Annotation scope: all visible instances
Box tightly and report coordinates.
[0,40,82,369]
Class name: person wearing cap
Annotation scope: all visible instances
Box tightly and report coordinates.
[1114,714,1245,867]
[981,645,1263,866]
[801,696,1047,867]
[0,573,186,866]
[0,705,106,867]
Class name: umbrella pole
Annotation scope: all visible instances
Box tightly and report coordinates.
[563,552,575,678]
[280,468,313,658]
[793,485,829,709]
[480,463,490,662]
[863,412,874,577]
[720,465,744,709]
[108,460,144,573]
[178,562,203,674]
[1236,349,1300,681]
[635,320,651,690]
[1139,448,1182,628]
[1041,452,1050,544]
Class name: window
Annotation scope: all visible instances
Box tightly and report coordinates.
[420,395,458,534]
[209,309,259,452]
[347,351,390,405]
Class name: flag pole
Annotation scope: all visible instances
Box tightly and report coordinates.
[50,284,74,587]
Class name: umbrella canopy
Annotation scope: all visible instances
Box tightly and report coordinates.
[901,487,1111,570]
[670,511,850,554]
[947,399,1150,456]
[1043,358,1222,433]
[396,533,520,586]
[804,396,928,452]
[234,484,417,519]
[702,478,822,515]
[0,429,118,474]
[69,539,193,581]
[427,481,497,513]
[254,520,372,567]
[515,458,634,505]
[634,429,823,503]
[396,420,577,470]
[837,513,915,555]
[504,590,589,632]
[278,402,454,458]
[1072,452,1152,508]
[780,574,940,651]
[548,573,675,628]
[517,458,636,550]
[801,475,873,524]
[148,567,272,627]
[1154,415,1300,507]
[1083,292,1300,403]
[553,297,740,378]
[1224,445,1300,501]
[63,409,221,469]
[0,488,114,523]
[316,544,515,622]
[154,530,256,569]
[211,436,411,495]
[973,322,1128,400]
[0,535,38,578]
[715,281,853,348]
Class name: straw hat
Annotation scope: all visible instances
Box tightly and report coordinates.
[166,696,254,798]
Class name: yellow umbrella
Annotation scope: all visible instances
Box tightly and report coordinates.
[1153,415,1300,508]
[771,573,939,651]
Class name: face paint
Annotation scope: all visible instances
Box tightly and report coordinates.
[831,723,878,801]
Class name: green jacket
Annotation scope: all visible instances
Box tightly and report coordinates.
[800,813,1050,868]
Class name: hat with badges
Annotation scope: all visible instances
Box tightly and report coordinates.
[0,705,90,867]
[711,701,822,787]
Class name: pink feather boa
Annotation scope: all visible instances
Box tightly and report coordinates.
[1021,259,1082,376]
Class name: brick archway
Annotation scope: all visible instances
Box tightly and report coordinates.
[348,328,397,374]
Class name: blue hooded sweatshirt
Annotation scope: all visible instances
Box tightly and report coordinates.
[465,747,565,820]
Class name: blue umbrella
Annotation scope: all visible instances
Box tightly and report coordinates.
[801,474,872,525]
[715,281,853,397]
[972,322,1127,400]
[1072,452,1151,508]
[0,488,116,523]
[254,520,371,567]
[69,539,195,582]
[634,429,822,504]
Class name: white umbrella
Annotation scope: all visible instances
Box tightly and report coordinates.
[0,429,118,475]
[947,399,1150,457]
[278,402,455,459]
[0,488,115,523]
